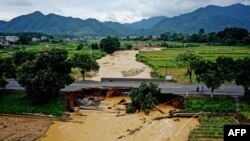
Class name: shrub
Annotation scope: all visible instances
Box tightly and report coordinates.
[89,43,99,50]
[76,43,84,50]
[100,36,120,53]
[126,82,160,115]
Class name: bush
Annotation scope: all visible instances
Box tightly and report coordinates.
[126,82,160,115]
[76,43,84,50]
[100,36,120,54]
[126,103,136,113]
[89,43,99,50]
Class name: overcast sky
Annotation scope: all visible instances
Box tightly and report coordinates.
[0,0,249,23]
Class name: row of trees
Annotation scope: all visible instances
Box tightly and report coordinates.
[159,27,250,45]
[0,48,100,103]
[76,36,121,54]
[1,36,121,101]
[177,52,250,98]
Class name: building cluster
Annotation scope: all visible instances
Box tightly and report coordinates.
[31,36,47,42]
[0,36,19,46]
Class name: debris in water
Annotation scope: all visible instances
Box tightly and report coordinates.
[127,126,143,135]
[118,99,127,105]
[117,135,126,139]
[76,97,101,106]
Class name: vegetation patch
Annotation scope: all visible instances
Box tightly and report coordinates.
[136,46,250,82]
[0,91,64,117]
[189,115,238,141]
[238,98,250,121]
[184,96,236,113]
[126,82,160,115]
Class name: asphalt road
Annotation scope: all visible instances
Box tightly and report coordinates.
[5,79,244,96]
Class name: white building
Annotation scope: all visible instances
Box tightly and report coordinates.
[5,36,19,43]
[32,37,40,42]
[0,36,9,46]
[41,36,47,40]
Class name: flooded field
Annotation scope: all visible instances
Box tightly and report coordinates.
[40,97,199,141]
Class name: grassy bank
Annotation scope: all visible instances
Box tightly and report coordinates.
[0,91,64,117]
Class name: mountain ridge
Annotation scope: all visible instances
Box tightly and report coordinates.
[0,3,249,36]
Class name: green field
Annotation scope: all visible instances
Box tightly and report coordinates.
[0,41,106,80]
[0,41,106,59]
[189,115,238,141]
[136,44,250,82]
[0,91,64,117]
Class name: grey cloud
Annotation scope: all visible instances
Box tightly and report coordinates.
[6,0,33,6]
[1,0,250,23]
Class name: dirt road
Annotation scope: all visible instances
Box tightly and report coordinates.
[40,97,199,141]
[87,50,151,81]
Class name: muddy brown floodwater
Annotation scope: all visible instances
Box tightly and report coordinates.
[40,97,199,141]
[87,50,152,81]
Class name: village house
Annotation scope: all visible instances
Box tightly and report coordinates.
[32,37,40,42]
[0,36,9,46]
[5,36,19,43]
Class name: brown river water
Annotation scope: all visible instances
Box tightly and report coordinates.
[40,97,199,141]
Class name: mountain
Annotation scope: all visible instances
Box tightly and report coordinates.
[0,20,6,30]
[125,16,166,30]
[150,3,250,34]
[0,3,250,36]
[104,21,133,35]
[0,11,119,36]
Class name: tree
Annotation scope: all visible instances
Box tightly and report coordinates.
[235,57,250,97]
[199,29,205,35]
[194,60,222,98]
[126,82,160,115]
[0,56,15,94]
[71,53,99,80]
[13,50,36,66]
[76,43,84,50]
[19,35,32,45]
[89,43,99,50]
[216,27,249,45]
[176,52,202,83]
[16,48,74,103]
[0,78,8,94]
[216,56,235,82]
[99,36,120,54]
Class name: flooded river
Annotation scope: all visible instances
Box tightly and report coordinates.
[87,50,152,81]
[40,97,199,141]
